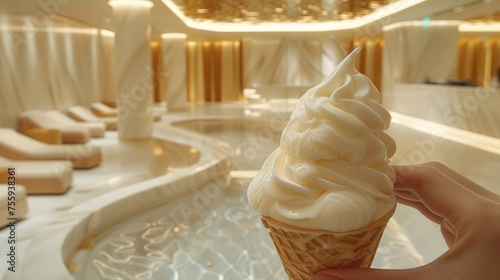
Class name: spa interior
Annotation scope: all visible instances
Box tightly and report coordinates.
[1,0,500,279]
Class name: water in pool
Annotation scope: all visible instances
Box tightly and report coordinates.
[71,117,438,279]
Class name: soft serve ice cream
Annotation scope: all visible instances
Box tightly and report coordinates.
[247,48,396,232]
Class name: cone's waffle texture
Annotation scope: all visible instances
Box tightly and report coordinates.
[261,206,395,280]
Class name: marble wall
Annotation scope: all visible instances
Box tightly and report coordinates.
[242,37,346,90]
[384,83,500,139]
[241,37,348,99]
[380,21,500,139]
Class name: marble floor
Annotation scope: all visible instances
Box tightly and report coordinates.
[1,100,500,279]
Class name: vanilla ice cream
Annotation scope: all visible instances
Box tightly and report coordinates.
[247,48,396,232]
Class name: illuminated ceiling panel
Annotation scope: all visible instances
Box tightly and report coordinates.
[169,0,397,23]
[162,0,433,32]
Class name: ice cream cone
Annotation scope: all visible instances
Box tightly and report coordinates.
[261,205,396,280]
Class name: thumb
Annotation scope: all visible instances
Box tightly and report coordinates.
[310,267,432,280]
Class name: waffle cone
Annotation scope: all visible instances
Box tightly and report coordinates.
[261,206,395,280]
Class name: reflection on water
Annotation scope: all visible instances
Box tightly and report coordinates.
[172,117,285,170]
[74,179,426,280]
[150,139,201,175]
[72,138,200,195]
[75,179,287,280]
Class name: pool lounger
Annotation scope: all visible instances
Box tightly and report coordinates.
[90,102,117,118]
[91,102,162,122]
[19,110,105,143]
[67,105,117,131]
[0,128,102,169]
[0,156,73,194]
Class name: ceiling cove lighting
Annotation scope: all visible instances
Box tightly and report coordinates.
[0,25,100,34]
[459,22,500,33]
[161,33,188,39]
[100,29,116,37]
[108,0,154,8]
[382,20,462,31]
[382,20,500,34]
[160,0,427,32]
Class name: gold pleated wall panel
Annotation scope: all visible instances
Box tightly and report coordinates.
[185,40,242,102]
[158,35,497,103]
[350,38,384,91]
[458,35,500,88]
[151,41,162,103]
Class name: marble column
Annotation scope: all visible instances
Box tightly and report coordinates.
[160,33,188,111]
[109,0,154,139]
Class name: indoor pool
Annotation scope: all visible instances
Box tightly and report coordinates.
[21,108,500,280]
[64,111,500,280]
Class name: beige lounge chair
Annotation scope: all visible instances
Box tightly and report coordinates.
[67,105,117,131]
[19,110,90,143]
[0,128,102,169]
[44,110,106,138]
[91,102,117,118]
[0,156,72,194]
[19,110,106,143]
[101,99,117,109]
[91,102,162,122]
[0,184,28,228]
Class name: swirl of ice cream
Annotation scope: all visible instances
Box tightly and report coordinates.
[247,48,396,232]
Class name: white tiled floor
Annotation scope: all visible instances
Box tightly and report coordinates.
[1,101,500,279]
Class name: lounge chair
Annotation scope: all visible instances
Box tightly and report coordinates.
[44,110,106,138]
[19,110,106,143]
[67,105,117,130]
[0,156,72,194]
[90,102,117,118]
[0,128,102,169]
[19,110,91,143]
[91,102,162,121]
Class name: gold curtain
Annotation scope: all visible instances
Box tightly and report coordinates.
[492,37,500,86]
[150,40,162,103]
[159,35,498,104]
[350,38,384,91]
[351,35,499,90]
[185,39,242,102]
[458,35,500,87]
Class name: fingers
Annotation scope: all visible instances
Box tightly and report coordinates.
[395,162,500,203]
[392,163,486,229]
[422,162,500,203]
[440,222,456,247]
[395,193,441,223]
[396,194,457,247]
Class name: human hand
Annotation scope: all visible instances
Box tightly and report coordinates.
[311,162,500,280]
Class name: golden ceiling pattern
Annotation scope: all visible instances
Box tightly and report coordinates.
[170,0,396,23]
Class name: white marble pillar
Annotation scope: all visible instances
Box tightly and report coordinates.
[109,0,154,139]
[160,33,188,111]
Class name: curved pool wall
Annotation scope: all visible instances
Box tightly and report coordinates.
[70,116,287,279]
[17,119,233,279]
